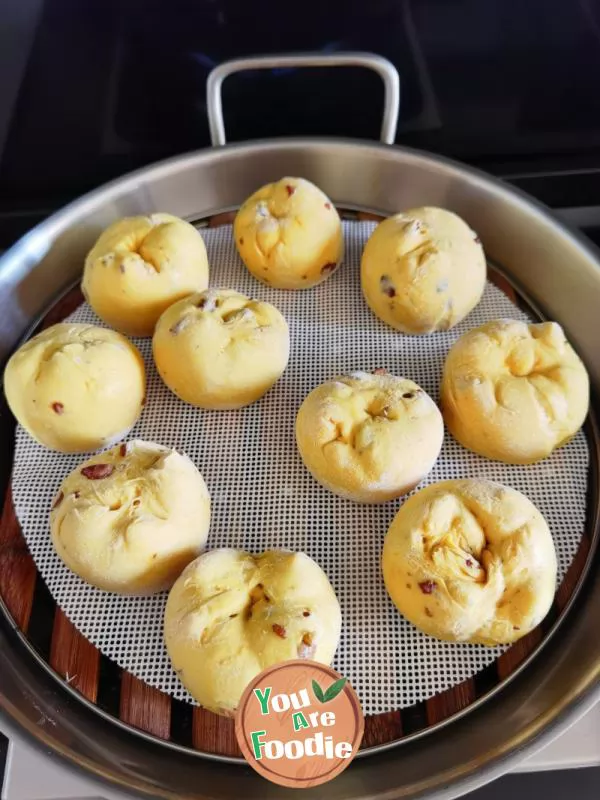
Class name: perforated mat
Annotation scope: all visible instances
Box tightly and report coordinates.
[11,221,589,714]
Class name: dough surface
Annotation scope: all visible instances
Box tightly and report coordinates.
[82,213,209,336]
[441,319,589,463]
[164,548,341,715]
[361,207,486,333]
[381,479,557,645]
[51,440,211,594]
[234,177,343,289]
[153,288,289,409]
[295,371,444,503]
[4,323,145,452]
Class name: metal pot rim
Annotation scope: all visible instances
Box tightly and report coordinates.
[1,135,600,800]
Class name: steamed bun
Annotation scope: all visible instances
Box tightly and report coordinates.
[361,207,486,333]
[82,213,209,336]
[234,177,343,289]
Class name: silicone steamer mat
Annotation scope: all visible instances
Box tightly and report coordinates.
[5,218,591,755]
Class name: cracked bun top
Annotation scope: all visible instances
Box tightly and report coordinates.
[82,213,209,336]
[361,206,486,334]
[382,479,557,645]
[152,288,289,409]
[234,177,343,289]
[441,319,589,463]
[295,371,444,503]
[163,548,341,715]
[50,440,211,594]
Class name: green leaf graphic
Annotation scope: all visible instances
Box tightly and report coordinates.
[312,679,325,703]
[323,677,347,703]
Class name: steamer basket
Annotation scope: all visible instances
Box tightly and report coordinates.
[1,54,599,800]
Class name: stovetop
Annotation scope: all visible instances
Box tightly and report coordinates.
[3,0,600,247]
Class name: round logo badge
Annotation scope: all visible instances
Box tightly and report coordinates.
[235,660,364,788]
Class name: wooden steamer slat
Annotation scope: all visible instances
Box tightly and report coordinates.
[40,287,85,330]
[556,536,592,612]
[361,711,402,749]
[120,672,171,740]
[488,270,517,303]
[49,610,100,702]
[426,679,476,725]
[0,488,37,631]
[497,629,544,681]
[193,708,241,757]
[208,211,237,228]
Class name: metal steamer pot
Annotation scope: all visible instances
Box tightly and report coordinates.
[1,54,599,800]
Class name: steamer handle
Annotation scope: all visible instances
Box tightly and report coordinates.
[206,52,400,147]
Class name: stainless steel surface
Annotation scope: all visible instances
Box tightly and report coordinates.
[1,141,600,381]
[3,704,598,800]
[206,52,401,146]
[1,138,600,799]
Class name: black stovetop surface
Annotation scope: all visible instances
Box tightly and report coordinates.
[3,0,600,247]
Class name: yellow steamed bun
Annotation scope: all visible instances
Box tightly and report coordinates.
[382,479,557,645]
[361,206,486,333]
[295,371,444,503]
[153,289,289,409]
[234,177,343,289]
[82,213,209,336]
[441,319,589,463]
[164,548,341,716]
[51,440,211,594]
[4,323,145,452]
